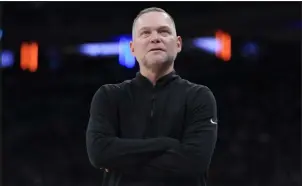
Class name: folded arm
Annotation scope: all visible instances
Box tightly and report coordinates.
[86,86,178,170]
[124,87,218,178]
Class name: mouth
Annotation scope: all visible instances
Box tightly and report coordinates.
[149,48,165,52]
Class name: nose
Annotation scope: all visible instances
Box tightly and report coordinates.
[150,32,160,43]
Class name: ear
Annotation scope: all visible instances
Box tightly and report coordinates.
[130,41,135,56]
[176,36,182,53]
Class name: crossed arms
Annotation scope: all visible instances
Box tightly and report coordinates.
[86,85,217,178]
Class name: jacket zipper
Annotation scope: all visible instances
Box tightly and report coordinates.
[150,90,156,123]
[150,94,155,119]
[144,88,156,138]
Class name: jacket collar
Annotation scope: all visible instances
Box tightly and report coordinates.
[133,70,180,88]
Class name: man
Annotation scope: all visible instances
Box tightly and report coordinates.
[86,7,218,186]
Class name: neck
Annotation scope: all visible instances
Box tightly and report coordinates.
[140,65,174,86]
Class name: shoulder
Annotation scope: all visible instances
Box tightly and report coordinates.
[179,79,217,121]
[177,78,216,107]
[177,78,214,97]
[92,79,133,100]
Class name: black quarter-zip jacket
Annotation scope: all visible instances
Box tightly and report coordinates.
[86,71,218,186]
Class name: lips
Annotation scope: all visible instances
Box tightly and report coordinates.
[149,48,165,51]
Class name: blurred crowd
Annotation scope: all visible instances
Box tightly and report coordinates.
[3,39,300,186]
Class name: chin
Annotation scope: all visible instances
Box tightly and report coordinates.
[142,55,172,69]
[149,56,168,64]
[145,60,171,71]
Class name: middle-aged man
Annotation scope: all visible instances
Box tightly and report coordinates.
[86,7,218,186]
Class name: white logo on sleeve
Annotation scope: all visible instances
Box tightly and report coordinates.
[210,118,217,124]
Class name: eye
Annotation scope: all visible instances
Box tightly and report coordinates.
[141,30,150,36]
[159,30,170,35]
[160,30,169,33]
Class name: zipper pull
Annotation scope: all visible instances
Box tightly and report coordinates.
[150,94,155,117]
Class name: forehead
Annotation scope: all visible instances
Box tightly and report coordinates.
[135,12,174,30]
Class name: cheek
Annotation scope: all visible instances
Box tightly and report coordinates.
[167,45,177,54]
[134,43,147,55]
[135,48,145,57]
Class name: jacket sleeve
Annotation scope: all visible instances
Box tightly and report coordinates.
[124,86,218,178]
[86,86,179,170]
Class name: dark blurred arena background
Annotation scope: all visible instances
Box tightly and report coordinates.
[1,2,301,186]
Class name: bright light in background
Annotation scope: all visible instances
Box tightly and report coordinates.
[215,30,231,61]
[193,30,231,62]
[193,37,220,54]
[78,35,136,69]
[118,36,135,68]
[1,50,14,68]
[79,32,229,67]
[78,42,119,57]
[20,42,39,72]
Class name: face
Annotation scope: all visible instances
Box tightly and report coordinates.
[130,11,182,70]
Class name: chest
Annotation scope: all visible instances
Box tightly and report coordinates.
[117,88,186,139]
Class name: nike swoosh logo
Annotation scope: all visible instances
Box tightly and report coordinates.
[210,119,217,124]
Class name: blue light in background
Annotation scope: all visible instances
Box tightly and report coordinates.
[288,21,302,29]
[118,36,135,68]
[78,42,119,57]
[0,29,3,40]
[48,48,60,70]
[1,50,14,68]
[193,37,220,54]
[241,42,259,57]
[77,37,135,69]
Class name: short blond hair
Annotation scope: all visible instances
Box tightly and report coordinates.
[132,7,176,37]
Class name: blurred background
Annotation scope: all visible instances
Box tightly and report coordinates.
[1,2,301,186]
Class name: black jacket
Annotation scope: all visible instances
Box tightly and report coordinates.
[86,71,218,186]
